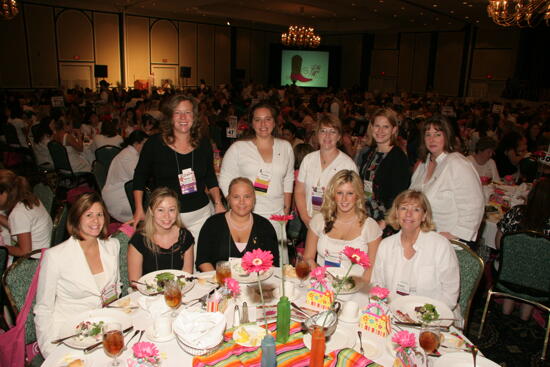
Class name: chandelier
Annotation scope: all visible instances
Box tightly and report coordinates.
[0,0,19,20]
[487,0,550,27]
[281,26,321,48]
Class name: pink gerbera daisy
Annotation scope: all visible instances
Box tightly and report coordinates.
[370,286,390,300]
[224,277,241,296]
[241,249,273,274]
[269,214,294,222]
[392,330,416,349]
[343,246,370,269]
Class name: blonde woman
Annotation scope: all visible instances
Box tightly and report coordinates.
[372,190,460,311]
[128,187,194,283]
[303,170,381,282]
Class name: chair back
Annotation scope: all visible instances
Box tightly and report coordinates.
[95,145,121,172]
[498,231,550,299]
[4,122,23,147]
[1,249,43,345]
[124,180,135,213]
[50,203,68,246]
[92,161,108,190]
[451,240,484,329]
[0,247,7,305]
[47,140,73,174]
[111,231,130,297]
[33,182,54,216]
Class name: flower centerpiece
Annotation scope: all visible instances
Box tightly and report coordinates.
[391,330,420,367]
[127,342,161,367]
[223,277,241,298]
[241,249,276,366]
[370,286,390,303]
[360,286,391,336]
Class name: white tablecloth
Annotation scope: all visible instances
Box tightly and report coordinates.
[42,269,478,367]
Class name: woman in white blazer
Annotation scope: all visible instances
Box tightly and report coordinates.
[34,193,120,358]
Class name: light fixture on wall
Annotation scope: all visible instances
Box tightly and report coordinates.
[487,0,550,27]
[281,25,321,48]
[0,0,19,20]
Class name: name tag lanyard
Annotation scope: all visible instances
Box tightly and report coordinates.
[175,150,198,195]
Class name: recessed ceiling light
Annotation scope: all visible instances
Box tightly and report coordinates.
[462,1,467,4]
[465,16,469,19]
[393,14,398,18]
[468,4,473,7]
[420,12,424,15]
[401,6,405,10]
[448,21,452,24]
[374,9,378,12]
[351,2,356,6]
[352,17,357,21]
[424,23,427,26]
[433,4,438,7]
[450,10,455,13]
[435,17,439,20]
[476,20,480,23]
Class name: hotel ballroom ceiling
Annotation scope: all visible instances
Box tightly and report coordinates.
[34,0,499,32]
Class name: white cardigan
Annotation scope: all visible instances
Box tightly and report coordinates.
[410,152,484,241]
[34,236,120,358]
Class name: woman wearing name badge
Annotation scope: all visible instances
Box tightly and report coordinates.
[131,95,225,244]
[196,178,279,272]
[219,102,294,240]
[356,108,411,223]
[303,170,382,282]
[128,188,194,283]
[294,114,358,229]
[34,193,120,358]
[409,115,484,245]
[371,190,460,315]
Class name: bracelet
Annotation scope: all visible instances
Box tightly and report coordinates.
[214,201,223,205]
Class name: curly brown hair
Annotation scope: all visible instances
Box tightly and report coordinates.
[0,169,39,213]
[161,94,201,148]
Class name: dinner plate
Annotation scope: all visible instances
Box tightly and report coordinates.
[58,309,132,350]
[233,324,268,347]
[434,352,499,367]
[326,268,364,295]
[390,295,454,327]
[232,268,274,284]
[136,270,194,296]
[303,329,352,352]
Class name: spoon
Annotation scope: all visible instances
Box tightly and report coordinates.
[472,346,478,367]
[357,330,364,355]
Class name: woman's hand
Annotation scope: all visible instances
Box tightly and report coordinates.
[128,208,145,229]
[214,202,226,214]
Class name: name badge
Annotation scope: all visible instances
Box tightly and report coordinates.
[363,180,374,199]
[178,168,198,195]
[226,127,237,138]
[253,169,271,196]
[101,283,118,307]
[323,250,342,268]
[311,186,324,213]
[396,280,410,296]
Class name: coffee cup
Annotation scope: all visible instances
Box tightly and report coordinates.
[153,316,172,338]
[340,300,359,320]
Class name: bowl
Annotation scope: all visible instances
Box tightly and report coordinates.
[303,310,339,337]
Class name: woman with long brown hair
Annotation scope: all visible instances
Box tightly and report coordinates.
[0,169,52,258]
[131,95,225,245]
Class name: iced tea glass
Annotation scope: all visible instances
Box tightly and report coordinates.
[164,280,182,317]
[216,260,232,285]
[295,254,311,288]
[103,322,124,366]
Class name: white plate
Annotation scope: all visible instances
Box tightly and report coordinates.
[303,329,352,352]
[232,268,274,284]
[136,270,194,296]
[358,337,382,360]
[326,268,364,295]
[390,295,454,327]
[59,309,132,350]
[434,352,499,367]
[233,324,268,347]
[145,326,175,343]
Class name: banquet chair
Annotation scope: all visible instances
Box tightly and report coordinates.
[0,246,8,331]
[1,249,44,366]
[50,202,68,247]
[33,182,55,216]
[451,240,484,334]
[478,231,550,361]
[47,140,97,190]
[92,160,107,190]
[94,145,120,172]
[112,231,130,297]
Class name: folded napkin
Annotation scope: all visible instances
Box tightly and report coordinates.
[138,294,170,318]
[173,310,226,349]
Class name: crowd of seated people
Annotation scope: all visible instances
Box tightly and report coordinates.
[0,83,549,359]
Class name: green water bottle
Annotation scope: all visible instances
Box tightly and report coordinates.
[276,295,291,343]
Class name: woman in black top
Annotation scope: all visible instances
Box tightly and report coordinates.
[356,108,411,222]
[132,95,225,243]
[196,178,279,271]
[128,187,194,283]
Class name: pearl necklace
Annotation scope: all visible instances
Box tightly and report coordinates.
[226,211,252,231]
[336,215,357,225]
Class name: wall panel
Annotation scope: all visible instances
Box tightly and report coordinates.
[434,32,464,96]
[374,33,398,49]
[214,26,231,85]
[470,49,513,80]
[411,33,430,93]
[197,24,215,85]
[249,30,266,85]
[179,22,197,86]
[0,11,29,87]
[151,20,178,64]
[340,35,362,88]
[236,29,251,80]
[57,10,94,61]
[94,12,121,85]
[25,4,57,87]
[397,33,414,91]
[125,16,150,83]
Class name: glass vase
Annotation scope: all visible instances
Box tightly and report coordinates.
[309,325,326,367]
[276,296,290,343]
[260,334,277,367]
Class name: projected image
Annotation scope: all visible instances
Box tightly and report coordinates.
[281,50,329,88]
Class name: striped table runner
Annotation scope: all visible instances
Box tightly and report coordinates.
[192,322,381,367]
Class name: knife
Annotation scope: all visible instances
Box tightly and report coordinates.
[394,321,450,331]
[51,332,80,344]
[83,326,133,354]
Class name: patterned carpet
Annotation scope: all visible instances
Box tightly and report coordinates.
[465,295,549,367]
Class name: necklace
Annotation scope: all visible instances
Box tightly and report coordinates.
[336,215,357,225]
[226,211,252,231]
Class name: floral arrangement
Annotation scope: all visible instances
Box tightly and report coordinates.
[269,214,294,298]
[223,277,241,297]
[391,331,418,367]
[241,249,274,330]
[370,286,389,303]
[392,330,416,351]
[127,342,161,367]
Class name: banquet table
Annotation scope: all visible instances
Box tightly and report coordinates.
[42,269,486,367]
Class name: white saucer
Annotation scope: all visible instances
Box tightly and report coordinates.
[145,327,175,343]
[338,313,359,324]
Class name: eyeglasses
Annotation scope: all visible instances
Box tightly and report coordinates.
[319,128,338,135]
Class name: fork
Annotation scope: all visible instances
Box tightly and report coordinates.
[472,346,478,367]
[357,330,364,355]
